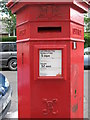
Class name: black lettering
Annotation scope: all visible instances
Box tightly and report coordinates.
[44,55,50,57]
[46,65,51,68]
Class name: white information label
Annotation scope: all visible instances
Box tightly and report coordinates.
[39,50,62,76]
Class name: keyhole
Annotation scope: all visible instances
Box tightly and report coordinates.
[22,53,24,64]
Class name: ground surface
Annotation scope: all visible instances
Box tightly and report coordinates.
[0,69,89,119]
[1,70,18,118]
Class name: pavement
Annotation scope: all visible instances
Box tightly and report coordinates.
[0,69,89,119]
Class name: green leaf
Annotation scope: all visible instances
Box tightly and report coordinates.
[1,1,16,34]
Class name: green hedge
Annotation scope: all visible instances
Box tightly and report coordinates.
[0,36,17,42]
[84,33,90,48]
[0,35,90,48]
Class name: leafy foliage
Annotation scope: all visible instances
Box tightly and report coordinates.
[0,0,8,13]
[0,0,16,35]
[84,33,90,48]
[84,14,90,32]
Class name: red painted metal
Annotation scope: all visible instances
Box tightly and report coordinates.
[7,0,89,119]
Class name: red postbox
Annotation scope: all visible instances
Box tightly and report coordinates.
[7,0,89,118]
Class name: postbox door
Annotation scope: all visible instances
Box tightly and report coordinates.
[29,42,70,118]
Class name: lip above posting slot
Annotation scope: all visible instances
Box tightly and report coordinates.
[38,26,62,33]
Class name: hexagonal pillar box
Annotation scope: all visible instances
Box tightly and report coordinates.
[7,0,88,119]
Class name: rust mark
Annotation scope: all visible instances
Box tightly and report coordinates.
[72,104,78,113]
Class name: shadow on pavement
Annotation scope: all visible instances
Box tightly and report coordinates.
[0,68,17,71]
[1,68,10,71]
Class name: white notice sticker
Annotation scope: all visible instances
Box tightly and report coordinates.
[39,50,62,76]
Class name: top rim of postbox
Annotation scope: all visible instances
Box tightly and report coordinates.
[7,0,89,13]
